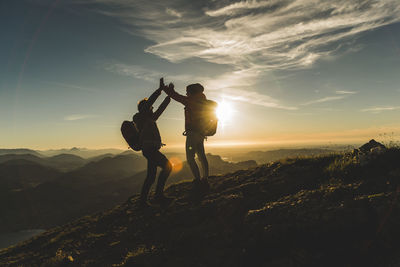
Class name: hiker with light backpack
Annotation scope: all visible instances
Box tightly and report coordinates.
[163,82,218,192]
[121,78,173,207]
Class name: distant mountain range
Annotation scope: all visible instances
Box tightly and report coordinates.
[38,147,126,158]
[0,151,256,233]
[0,149,42,157]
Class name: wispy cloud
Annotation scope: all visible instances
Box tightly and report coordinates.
[204,68,297,110]
[361,106,400,113]
[302,95,346,106]
[166,8,182,18]
[64,114,97,121]
[302,89,357,105]
[77,0,400,111]
[104,63,197,83]
[80,0,400,69]
[336,90,358,95]
[222,89,297,110]
[205,0,282,17]
[107,63,297,110]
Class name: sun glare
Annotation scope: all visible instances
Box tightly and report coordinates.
[169,157,183,173]
[216,101,234,125]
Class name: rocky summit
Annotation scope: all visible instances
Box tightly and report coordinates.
[1,148,400,266]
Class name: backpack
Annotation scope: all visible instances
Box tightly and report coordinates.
[121,120,141,151]
[191,99,218,136]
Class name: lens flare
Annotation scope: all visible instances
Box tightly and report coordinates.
[216,101,234,125]
[169,157,183,173]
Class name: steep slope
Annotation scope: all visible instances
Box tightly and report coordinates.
[1,149,400,266]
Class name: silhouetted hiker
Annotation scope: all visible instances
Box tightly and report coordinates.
[133,78,173,206]
[163,83,217,192]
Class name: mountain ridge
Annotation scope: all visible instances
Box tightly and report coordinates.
[1,148,399,266]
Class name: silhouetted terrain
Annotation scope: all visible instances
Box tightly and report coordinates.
[0,153,146,233]
[1,147,399,266]
[233,148,336,164]
[38,148,125,158]
[0,149,42,157]
[0,154,89,172]
[128,153,257,187]
[0,152,255,233]
[0,159,61,191]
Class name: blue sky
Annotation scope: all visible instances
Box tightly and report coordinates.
[1,0,400,149]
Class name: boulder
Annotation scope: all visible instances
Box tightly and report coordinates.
[359,139,386,153]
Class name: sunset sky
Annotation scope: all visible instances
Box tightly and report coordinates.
[2,0,400,150]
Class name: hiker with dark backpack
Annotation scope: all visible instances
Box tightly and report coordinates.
[122,78,173,206]
[163,82,218,192]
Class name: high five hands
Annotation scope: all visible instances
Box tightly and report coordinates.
[158,77,174,94]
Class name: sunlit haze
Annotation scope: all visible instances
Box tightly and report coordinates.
[216,101,235,128]
[2,0,400,150]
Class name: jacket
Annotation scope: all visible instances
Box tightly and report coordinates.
[132,89,170,148]
[163,87,206,133]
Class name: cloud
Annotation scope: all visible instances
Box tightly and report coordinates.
[221,89,297,110]
[106,63,297,110]
[166,8,182,18]
[64,114,96,121]
[203,68,297,110]
[302,89,358,105]
[80,0,400,70]
[302,95,346,105]
[77,0,400,111]
[104,63,161,82]
[205,0,283,17]
[361,106,400,113]
[335,90,358,95]
[104,63,199,83]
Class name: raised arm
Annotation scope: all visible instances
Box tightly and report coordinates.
[152,96,170,121]
[142,78,164,110]
[145,88,162,108]
[163,83,188,105]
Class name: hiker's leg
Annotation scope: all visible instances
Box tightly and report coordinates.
[196,137,209,179]
[140,153,157,201]
[186,132,201,180]
[154,151,172,196]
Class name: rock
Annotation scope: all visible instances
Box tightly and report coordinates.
[359,139,386,153]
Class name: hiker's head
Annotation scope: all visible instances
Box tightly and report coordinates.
[186,83,204,96]
[138,98,153,113]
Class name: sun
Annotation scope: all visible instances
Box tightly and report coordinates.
[216,101,234,125]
